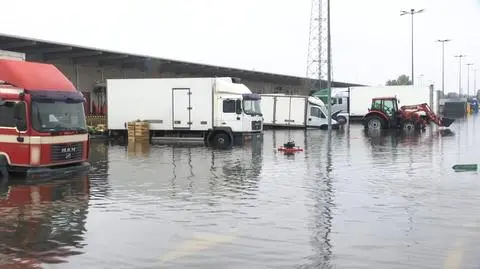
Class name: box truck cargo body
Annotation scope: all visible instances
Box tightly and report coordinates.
[260,94,338,129]
[107,77,263,148]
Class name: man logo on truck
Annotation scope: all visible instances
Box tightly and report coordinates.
[61,147,77,153]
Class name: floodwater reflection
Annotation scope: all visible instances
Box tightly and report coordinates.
[4,118,480,268]
[0,175,90,267]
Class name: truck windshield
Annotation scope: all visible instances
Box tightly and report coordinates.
[243,100,262,116]
[31,101,87,132]
[319,104,329,118]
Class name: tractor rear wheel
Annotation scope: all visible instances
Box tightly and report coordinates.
[364,116,385,131]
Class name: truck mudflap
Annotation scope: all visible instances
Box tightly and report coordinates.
[25,162,91,180]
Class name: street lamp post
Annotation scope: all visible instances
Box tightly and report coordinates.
[454,54,466,96]
[467,63,474,97]
[401,8,425,86]
[436,39,451,96]
[475,69,478,98]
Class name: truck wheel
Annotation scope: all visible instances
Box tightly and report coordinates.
[0,156,9,181]
[337,115,347,125]
[212,132,232,149]
[364,116,384,130]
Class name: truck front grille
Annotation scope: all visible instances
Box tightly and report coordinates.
[251,120,262,131]
[51,142,83,162]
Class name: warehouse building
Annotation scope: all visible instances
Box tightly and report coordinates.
[0,33,363,115]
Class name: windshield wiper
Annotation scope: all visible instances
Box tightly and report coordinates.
[47,124,87,133]
[70,127,88,133]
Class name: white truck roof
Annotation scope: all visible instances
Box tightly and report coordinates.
[307,96,326,106]
[215,77,254,95]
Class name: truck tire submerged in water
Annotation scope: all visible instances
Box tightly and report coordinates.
[212,132,232,149]
[0,156,8,180]
[336,115,347,125]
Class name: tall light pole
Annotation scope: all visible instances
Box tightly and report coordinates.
[326,0,332,130]
[454,54,466,96]
[436,39,451,96]
[401,8,425,86]
[467,63,474,97]
[475,68,478,98]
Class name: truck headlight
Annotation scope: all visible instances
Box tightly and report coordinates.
[30,145,41,165]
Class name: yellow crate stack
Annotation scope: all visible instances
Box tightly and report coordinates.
[127,122,136,139]
[86,115,107,127]
[127,120,150,141]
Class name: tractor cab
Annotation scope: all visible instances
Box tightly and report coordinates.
[370,97,399,116]
[368,97,402,126]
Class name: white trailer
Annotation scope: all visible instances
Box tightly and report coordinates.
[260,94,338,129]
[107,77,263,149]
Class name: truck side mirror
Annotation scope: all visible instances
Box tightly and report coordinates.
[13,102,27,131]
[0,99,5,106]
[13,103,22,119]
[235,99,242,114]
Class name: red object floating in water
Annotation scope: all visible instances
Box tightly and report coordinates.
[277,146,304,153]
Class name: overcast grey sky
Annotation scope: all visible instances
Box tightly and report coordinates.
[0,0,479,94]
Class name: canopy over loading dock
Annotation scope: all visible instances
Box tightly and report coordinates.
[0,33,364,116]
[0,33,362,87]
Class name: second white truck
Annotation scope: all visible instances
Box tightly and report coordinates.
[106,77,263,149]
[260,94,338,129]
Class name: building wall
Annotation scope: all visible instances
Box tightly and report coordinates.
[43,60,310,115]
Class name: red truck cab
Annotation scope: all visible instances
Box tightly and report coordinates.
[0,59,90,179]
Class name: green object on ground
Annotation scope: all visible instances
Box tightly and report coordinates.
[452,164,478,172]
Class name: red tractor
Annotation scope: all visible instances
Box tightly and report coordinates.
[362,97,454,132]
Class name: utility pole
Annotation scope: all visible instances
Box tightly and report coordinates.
[475,68,478,98]
[454,54,466,96]
[436,39,451,96]
[467,63,474,97]
[326,0,332,130]
[401,8,425,86]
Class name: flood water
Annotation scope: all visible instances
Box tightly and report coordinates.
[2,115,480,268]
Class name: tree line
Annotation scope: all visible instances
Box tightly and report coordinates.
[385,74,412,86]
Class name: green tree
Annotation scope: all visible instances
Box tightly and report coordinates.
[386,74,412,86]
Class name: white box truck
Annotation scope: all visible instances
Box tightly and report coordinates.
[260,94,338,129]
[311,88,350,125]
[106,77,263,149]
